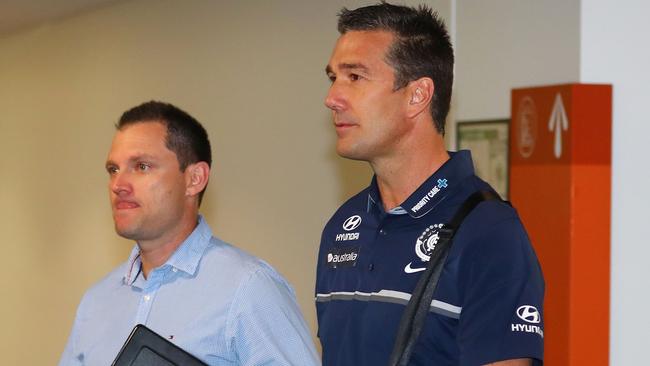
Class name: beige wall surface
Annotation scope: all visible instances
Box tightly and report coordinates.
[0,0,450,364]
[454,0,580,121]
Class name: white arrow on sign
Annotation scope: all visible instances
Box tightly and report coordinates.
[548,93,569,158]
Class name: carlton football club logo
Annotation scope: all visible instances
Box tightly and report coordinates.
[404,223,445,273]
[415,223,444,261]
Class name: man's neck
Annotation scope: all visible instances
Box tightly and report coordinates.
[371,135,449,211]
[138,213,199,278]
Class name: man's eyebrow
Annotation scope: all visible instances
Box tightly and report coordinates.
[340,63,369,72]
[105,154,157,168]
[128,154,156,162]
[325,63,370,74]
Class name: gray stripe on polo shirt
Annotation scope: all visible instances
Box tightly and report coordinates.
[316,289,461,319]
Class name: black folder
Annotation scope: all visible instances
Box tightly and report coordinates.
[112,324,207,366]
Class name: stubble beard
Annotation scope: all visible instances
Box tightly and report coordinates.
[113,213,147,241]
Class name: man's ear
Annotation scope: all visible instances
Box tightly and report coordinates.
[185,162,210,198]
[406,77,434,119]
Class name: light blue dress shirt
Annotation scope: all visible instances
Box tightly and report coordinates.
[59,216,320,365]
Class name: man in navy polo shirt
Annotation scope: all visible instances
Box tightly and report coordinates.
[316,3,544,365]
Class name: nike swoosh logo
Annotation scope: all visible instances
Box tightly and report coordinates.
[404,262,426,274]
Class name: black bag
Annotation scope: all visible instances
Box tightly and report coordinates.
[388,190,503,366]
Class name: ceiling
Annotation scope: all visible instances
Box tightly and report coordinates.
[0,0,123,37]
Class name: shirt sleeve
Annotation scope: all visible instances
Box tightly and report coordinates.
[226,261,321,366]
[58,296,87,366]
[457,216,545,366]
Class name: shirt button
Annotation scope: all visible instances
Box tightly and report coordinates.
[379,229,387,235]
[143,295,150,301]
[368,263,374,271]
[172,268,178,273]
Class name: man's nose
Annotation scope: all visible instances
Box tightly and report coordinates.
[324,83,346,112]
[110,172,132,196]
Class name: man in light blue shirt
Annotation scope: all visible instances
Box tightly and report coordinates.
[59,101,319,365]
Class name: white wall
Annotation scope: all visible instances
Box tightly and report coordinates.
[580,0,650,363]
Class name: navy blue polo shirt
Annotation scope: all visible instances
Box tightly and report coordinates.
[316,151,544,366]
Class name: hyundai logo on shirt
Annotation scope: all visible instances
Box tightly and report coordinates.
[516,305,541,324]
[342,215,362,231]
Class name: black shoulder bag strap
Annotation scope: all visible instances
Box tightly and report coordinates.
[388,190,503,366]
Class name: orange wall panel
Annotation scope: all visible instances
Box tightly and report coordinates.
[510,84,611,365]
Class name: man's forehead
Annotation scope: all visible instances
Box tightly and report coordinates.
[116,120,166,134]
[328,30,395,68]
[113,121,166,141]
[109,122,169,156]
[335,30,395,50]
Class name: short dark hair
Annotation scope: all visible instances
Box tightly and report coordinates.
[337,2,454,134]
[117,101,212,204]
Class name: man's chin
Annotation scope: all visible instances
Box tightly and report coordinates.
[336,146,369,162]
[114,223,141,240]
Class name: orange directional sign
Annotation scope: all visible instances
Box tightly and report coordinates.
[510,84,611,366]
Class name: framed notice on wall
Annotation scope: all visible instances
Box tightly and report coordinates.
[456,119,509,199]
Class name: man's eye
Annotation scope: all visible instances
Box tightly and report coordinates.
[138,163,150,171]
[106,166,118,175]
[350,73,361,81]
[327,74,336,82]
